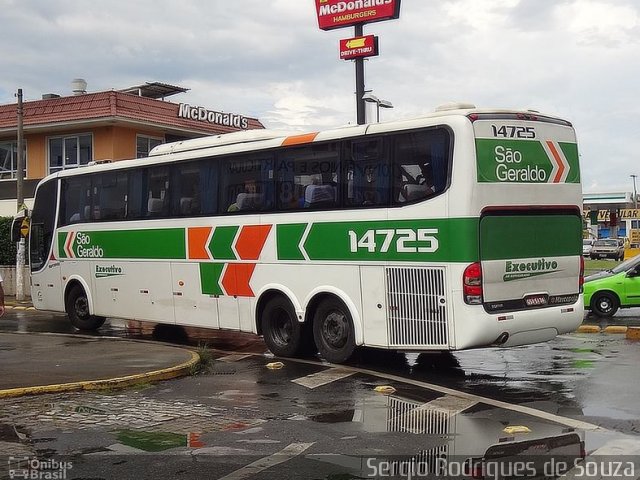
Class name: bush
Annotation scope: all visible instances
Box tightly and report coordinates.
[0,216,17,265]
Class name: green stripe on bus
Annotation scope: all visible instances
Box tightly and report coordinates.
[476,139,579,183]
[275,218,479,262]
[75,229,186,259]
[200,263,225,295]
[480,215,582,260]
[276,224,307,260]
[560,142,581,183]
[209,226,239,260]
[58,232,69,258]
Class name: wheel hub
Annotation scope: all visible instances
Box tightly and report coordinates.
[322,311,348,348]
[272,309,293,346]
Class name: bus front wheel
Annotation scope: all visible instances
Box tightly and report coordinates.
[261,296,303,357]
[65,285,106,331]
[313,298,355,364]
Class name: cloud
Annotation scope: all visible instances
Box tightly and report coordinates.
[0,0,639,191]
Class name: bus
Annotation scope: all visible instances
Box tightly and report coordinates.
[27,103,584,363]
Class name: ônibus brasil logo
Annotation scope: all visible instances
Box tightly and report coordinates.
[503,258,559,282]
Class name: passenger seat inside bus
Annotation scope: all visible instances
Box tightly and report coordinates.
[148,198,164,215]
[402,183,433,202]
[304,184,336,207]
[236,193,263,211]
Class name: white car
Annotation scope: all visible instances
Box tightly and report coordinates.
[583,238,595,256]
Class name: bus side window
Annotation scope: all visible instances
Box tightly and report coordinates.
[171,162,202,216]
[222,154,274,213]
[95,172,128,221]
[146,167,170,217]
[393,128,450,204]
[276,143,339,211]
[346,139,390,207]
[61,176,91,225]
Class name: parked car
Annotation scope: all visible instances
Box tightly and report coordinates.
[589,238,624,261]
[582,238,595,257]
[584,254,640,317]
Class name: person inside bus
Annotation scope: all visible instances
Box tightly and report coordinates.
[228,179,261,212]
[0,272,5,317]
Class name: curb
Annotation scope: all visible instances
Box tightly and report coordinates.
[0,347,200,399]
[576,324,640,338]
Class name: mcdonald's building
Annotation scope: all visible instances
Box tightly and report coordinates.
[0,80,264,216]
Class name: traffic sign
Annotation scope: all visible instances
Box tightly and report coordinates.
[339,35,379,60]
[20,218,29,237]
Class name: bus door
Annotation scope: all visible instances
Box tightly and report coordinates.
[30,180,64,312]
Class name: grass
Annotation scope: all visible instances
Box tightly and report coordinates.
[584,258,621,275]
[190,342,214,375]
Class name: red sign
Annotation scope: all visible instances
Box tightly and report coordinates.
[315,0,401,31]
[339,35,379,60]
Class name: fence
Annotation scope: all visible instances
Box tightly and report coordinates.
[0,266,31,298]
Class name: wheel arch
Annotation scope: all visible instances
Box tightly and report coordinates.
[303,287,363,346]
[589,288,624,312]
[63,275,95,315]
[589,289,621,309]
[255,285,302,335]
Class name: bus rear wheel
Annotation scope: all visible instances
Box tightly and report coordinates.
[65,285,106,331]
[261,297,303,357]
[313,298,355,364]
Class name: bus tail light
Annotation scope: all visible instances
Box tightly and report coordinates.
[463,262,483,305]
[579,255,584,293]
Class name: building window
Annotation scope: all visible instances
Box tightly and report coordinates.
[48,134,92,173]
[0,141,27,180]
[137,135,163,158]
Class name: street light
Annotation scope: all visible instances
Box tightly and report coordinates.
[362,93,393,123]
[631,174,638,209]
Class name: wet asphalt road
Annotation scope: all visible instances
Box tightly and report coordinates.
[1,308,640,479]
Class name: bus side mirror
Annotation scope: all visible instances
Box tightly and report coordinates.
[10,210,29,243]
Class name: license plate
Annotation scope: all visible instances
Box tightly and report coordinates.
[525,294,548,307]
[598,254,606,258]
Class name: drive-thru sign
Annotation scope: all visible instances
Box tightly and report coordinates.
[339,35,379,60]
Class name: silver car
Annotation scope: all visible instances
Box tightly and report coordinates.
[589,238,624,261]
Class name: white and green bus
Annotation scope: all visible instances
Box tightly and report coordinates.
[28,104,584,363]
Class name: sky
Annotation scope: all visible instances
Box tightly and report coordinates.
[0,0,638,193]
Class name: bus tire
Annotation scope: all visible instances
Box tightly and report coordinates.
[590,292,619,318]
[261,296,303,358]
[313,298,355,364]
[65,285,106,331]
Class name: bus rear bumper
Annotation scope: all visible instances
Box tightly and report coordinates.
[454,296,584,350]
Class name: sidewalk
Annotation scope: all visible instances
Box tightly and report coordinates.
[0,332,199,398]
[2,295,35,311]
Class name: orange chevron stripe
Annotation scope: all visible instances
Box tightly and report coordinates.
[235,225,272,260]
[547,141,565,183]
[222,263,256,297]
[282,132,319,146]
[188,227,212,260]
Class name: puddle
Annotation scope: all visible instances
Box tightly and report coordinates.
[116,429,188,452]
[0,423,22,442]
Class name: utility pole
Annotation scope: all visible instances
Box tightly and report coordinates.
[354,24,366,125]
[631,174,637,209]
[15,88,25,301]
